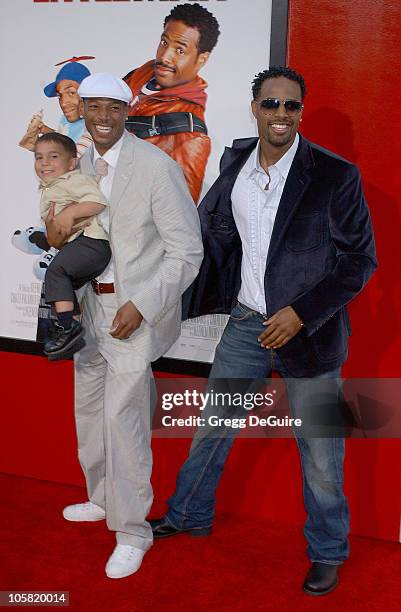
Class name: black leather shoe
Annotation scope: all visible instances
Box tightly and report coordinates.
[303,562,339,596]
[44,320,85,359]
[47,336,86,361]
[150,517,212,539]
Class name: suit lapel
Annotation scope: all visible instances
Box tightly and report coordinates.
[265,136,314,267]
[200,139,258,218]
[109,131,135,220]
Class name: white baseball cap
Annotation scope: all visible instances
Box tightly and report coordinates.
[78,73,132,104]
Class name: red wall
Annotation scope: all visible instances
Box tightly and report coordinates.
[287,0,401,378]
[1,0,400,543]
[285,0,401,539]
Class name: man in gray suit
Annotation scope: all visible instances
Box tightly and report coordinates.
[46,73,203,579]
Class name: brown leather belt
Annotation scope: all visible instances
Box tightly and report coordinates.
[91,280,115,295]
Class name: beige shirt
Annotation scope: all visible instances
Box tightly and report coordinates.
[39,170,109,242]
[232,134,299,314]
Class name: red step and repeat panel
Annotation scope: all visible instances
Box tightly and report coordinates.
[286,0,401,542]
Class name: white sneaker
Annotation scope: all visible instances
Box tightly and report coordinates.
[62,501,106,522]
[105,544,145,579]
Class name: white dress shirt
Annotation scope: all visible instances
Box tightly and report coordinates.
[93,135,125,283]
[231,133,299,314]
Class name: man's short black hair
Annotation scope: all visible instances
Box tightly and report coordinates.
[35,132,77,158]
[252,66,306,101]
[164,2,220,54]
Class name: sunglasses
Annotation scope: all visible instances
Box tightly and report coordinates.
[257,98,303,115]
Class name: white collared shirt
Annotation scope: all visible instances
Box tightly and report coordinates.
[93,135,125,283]
[231,133,299,314]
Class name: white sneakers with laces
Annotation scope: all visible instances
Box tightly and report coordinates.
[63,502,146,577]
[62,501,106,522]
[105,544,146,579]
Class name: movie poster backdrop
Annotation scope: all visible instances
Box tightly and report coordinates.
[0,0,273,364]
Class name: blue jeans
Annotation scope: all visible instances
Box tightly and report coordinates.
[167,303,350,564]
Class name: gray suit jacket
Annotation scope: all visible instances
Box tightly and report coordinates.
[80,131,203,361]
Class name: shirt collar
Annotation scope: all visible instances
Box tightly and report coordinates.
[38,169,79,190]
[247,132,299,181]
[93,134,124,169]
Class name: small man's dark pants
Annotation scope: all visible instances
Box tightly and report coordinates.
[45,235,111,305]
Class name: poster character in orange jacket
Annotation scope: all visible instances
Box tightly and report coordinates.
[124,3,220,204]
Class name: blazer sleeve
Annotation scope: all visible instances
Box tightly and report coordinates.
[129,158,204,326]
[291,164,377,336]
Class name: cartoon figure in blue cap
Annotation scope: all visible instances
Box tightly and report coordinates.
[19,56,94,156]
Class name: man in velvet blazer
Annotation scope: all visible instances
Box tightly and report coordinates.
[185,133,376,376]
[150,67,377,596]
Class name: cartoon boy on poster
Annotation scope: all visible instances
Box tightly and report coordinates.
[19,56,94,156]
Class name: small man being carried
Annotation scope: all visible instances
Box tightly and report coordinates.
[34,132,111,359]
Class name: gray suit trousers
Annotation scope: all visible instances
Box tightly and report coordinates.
[74,287,154,551]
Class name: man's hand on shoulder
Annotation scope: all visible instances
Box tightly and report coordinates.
[258,306,304,349]
[110,301,143,340]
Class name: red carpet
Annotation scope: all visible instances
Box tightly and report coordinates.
[1,473,400,611]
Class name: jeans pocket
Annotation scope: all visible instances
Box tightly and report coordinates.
[229,302,254,321]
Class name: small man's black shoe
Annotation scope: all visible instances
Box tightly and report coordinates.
[150,517,212,539]
[44,320,85,360]
[46,336,86,361]
[303,562,339,596]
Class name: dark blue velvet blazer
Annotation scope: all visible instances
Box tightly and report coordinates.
[184,134,377,376]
